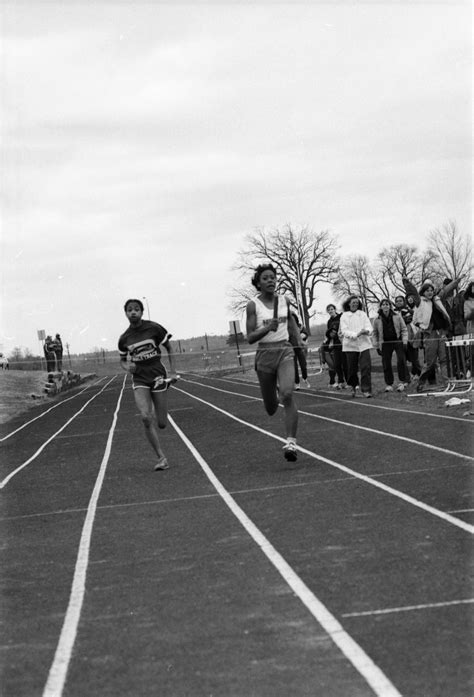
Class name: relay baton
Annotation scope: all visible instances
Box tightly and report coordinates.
[273,294,279,319]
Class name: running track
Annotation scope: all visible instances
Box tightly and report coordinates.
[1,373,473,696]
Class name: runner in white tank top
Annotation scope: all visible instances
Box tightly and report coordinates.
[246,263,301,462]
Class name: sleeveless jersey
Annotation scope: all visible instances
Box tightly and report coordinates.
[254,294,289,343]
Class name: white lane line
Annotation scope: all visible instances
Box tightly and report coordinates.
[342,598,474,618]
[0,377,117,489]
[168,414,402,697]
[188,375,472,423]
[448,508,474,513]
[181,380,473,462]
[174,386,474,535]
[297,408,473,461]
[0,377,109,442]
[42,375,127,697]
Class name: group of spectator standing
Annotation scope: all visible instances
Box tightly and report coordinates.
[44,333,64,373]
[320,277,473,397]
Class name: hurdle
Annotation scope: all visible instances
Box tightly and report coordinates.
[407,334,473,397]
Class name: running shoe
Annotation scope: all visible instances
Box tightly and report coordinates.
[384,385,393,392]
[396,383,407,392]
[154,457,170,471]
[283,441,298,462]
[302,379,311,389]
[295,383,301,390]
[362,392,372,398]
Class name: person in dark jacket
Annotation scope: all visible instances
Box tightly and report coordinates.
[394,295,421,378]
[54,333,63,371]
[44,335,56,373]
[291,313,310,390]
[372,299,410,392]
[322,304,347,388]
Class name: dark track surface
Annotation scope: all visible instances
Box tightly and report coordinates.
[1,374,473,696]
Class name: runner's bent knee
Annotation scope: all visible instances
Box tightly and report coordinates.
[279,388,293,405]
[141,413,154,428]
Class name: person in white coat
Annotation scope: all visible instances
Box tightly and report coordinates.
[339,295,373,397]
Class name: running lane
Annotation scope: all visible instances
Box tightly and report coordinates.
[1,375,472,696]
[167,376,473,697]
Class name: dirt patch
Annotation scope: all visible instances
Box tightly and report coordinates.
[0,371,51,424]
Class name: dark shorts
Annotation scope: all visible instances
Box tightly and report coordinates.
[132,362,168,392]
[255,341,294,374]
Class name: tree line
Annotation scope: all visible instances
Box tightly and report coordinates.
[229,219,472,333]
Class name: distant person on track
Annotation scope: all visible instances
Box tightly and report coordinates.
[246,264,301,462]
[118,298,178,471]
[0,353,9,370]
[339,295,373,398]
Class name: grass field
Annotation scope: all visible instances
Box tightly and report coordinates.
[0,371,49,424]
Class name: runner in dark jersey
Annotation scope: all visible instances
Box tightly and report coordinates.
[118,298,177,471]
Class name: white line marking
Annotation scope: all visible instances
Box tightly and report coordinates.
[0,377,117,489]
[168,413,402,697]
[181,379,473,462]
[188,374,472,423]
[342,598,474,618]
[0,377,109,442]
[174,386,474,535]
[42,375,126,697]
[297,408,473,461]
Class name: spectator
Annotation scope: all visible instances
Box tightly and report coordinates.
[291,314,310,390]
[373,299,410,392]
[322,304,347,389]
[339,295,373,398]
[0,353,9,370]
[440,278,462,338]
[54,333,63,371]
[462,281,474,334]
[44,335,56,372]
[393,295,421,378]
[404,279,453,391]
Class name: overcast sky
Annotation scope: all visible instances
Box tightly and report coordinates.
[1,1,471,355]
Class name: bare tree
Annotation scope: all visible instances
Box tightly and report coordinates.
[375,244,438,295]
[333,244,440,314]
[332,255,378,311]
[229,224,340,332]
[427,220,472,285]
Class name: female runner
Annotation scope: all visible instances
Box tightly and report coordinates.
[118,298,178,471]
[246,264,301,461]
